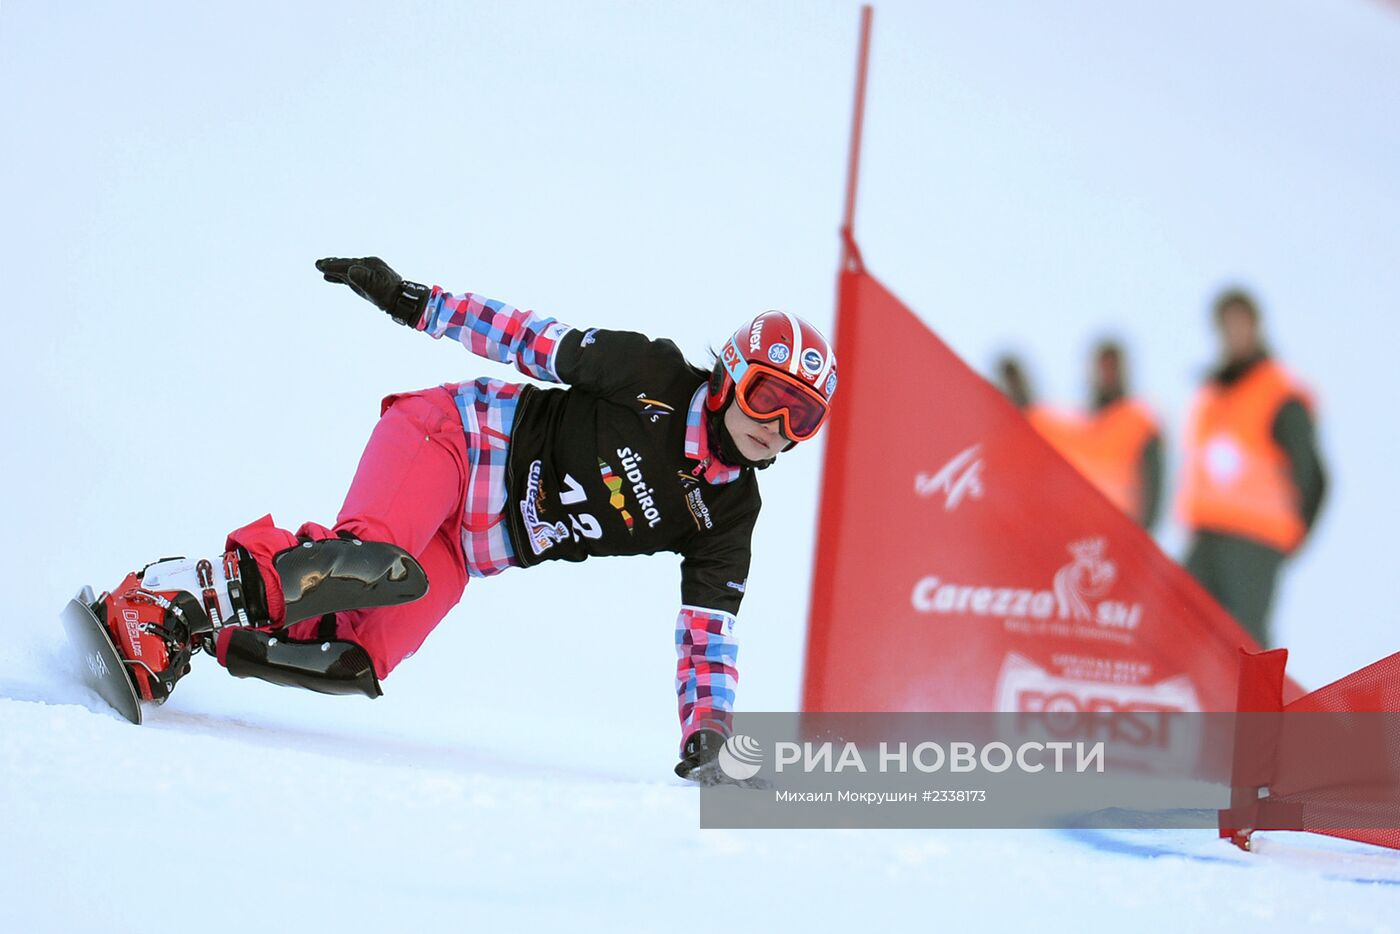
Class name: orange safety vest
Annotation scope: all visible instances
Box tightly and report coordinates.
[1060,399,1159,520]
[1178,360,1312,552]
[1026,405,1084,460]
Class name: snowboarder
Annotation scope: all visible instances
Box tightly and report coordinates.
[83,256,837,784]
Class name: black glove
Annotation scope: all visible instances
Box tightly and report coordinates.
[315,256,432,328]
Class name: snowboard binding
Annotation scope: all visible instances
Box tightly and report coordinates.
[89,536,428,705]
[95,553,255,703]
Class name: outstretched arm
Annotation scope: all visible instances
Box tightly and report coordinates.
[315,256,574,383]
[315,257,703,394]
[417,287,573,383]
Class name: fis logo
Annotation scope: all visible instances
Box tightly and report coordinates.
[915,444,985,511]
[635,393,674,424]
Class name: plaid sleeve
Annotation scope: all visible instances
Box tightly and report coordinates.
[417,286,574,383]
[675,604,739,751]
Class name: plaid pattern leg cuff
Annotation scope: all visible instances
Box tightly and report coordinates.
[675,605,739,752]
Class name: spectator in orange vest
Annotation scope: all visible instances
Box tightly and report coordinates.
[996,350,1162,529]
[1178,289,1327,646]
[994,354,1082,455]
[1064,340,1164,530]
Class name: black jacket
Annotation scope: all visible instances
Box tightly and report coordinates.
[503,328,761,615]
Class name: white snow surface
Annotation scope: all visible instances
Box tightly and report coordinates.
[5,678,1400,933]
[3,1,1400,930]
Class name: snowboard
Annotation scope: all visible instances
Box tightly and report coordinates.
[60,587,142,724]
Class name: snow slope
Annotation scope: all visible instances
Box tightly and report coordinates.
[4,682,1400,934]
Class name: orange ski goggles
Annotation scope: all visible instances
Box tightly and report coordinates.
[733,366,831,442]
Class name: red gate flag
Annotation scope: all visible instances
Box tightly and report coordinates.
[802,265,1300,713]
[1221,647,1400,851]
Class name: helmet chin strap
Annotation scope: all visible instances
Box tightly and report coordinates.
[707,404,778,471]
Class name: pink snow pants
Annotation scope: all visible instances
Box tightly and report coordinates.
[215,388,471,679]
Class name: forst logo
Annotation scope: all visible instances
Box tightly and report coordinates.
[995,653,1202,751]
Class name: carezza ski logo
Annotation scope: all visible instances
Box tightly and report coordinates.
[914,444,985,511]
[911,537,1143,632]
[520,460,571,555]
